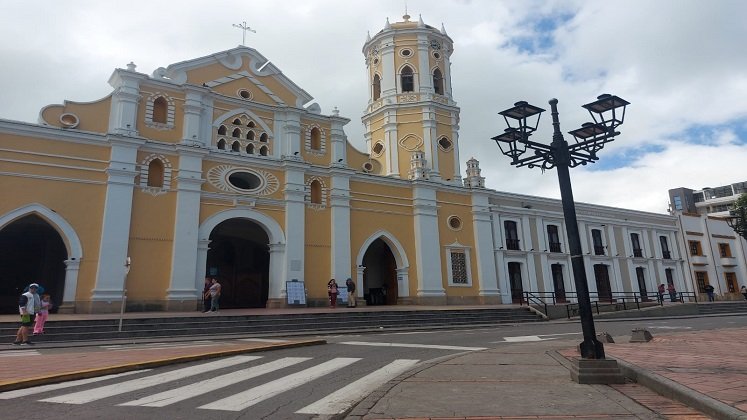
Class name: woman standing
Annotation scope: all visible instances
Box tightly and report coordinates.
[327,279,339,308]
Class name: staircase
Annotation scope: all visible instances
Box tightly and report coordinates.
[1,307,543,344]
[697,301,747,315]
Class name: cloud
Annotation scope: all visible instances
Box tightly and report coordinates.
[1,0,745,214]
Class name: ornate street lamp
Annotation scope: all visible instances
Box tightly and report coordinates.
[492,95,629,361]
[725,206,747,240]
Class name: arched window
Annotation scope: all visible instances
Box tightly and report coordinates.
[259,146,268,156]
[152,97,168,124]
[247,121,255,128]
[246,130,255,140]
[432,68,444,95]
[247,144,254,154]
[217,139,226,150]
[310,180,322,204]
[147,159,164,188]
[217,125,227,135]
[310,127,322,150]
[260,133,268,142]
[232,128,241,138]
[231,141,240,152]
[233,118,242,125]
[401,66,414,92]
[372,74,381,100]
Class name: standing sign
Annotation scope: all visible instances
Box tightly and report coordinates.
[337,287,348,304]
[285,280,306,305]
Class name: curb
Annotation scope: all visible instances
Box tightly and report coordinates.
[615,358,747,420]
[0,339,326,392]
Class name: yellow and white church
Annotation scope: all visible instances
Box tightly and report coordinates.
[0,15,690,313]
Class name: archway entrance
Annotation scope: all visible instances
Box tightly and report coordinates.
[0,215,66,314]
[362,238,398,305]
[206,219,269,308]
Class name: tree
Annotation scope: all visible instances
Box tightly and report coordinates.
[734,193,747,210]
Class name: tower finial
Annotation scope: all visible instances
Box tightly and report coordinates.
[385,17,391,30]
[418,14,424,27]
[403,0,410,21]
[440,22,447,35]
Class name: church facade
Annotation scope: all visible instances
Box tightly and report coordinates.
[0,15,694,313]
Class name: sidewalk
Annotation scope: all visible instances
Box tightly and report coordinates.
[0,338,325,392]
[348,327,747,420]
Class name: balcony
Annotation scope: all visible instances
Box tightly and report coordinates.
[549,242,562,253]
[632,249,643,258]
[506,239,520,251]
[594,246,605,256]
[662,251,672,260]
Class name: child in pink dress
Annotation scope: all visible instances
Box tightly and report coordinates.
[33,294,52,335]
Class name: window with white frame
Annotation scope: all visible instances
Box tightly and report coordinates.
[445,243,471,286]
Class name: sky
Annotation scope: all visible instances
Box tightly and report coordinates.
[2,0,746,215]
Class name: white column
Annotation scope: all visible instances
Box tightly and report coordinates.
[521,215,538,291]
[451,113,461,183]
[413,185,445,298]
[422,109,440,180]
[330,170,352,281]
[417,34,432,93]
[282,111,302,159]
[284,164,306,283]
[493,213,512,303]
[91,136,143,302]
[384,113,399,177]
[269,243,286,301]
[356,266,366,298]
[472,193,499,297]
[167,147,207,301]
[195,239,210,290]
[181,90,203,145]
[330,118,348,165]
[61,259,80,308]
[107,70,141,136]
[396,267,410,298]
[380,39,396,96]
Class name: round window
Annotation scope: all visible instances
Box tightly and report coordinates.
[228,171,262,191]
[433,52,441,60]
[59,113,80,128]
[362,162,374,172]
[448,215,462,230]
[238,89,252,99]
[399,48,413,57]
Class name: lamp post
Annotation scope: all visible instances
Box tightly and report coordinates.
[492,94,629,360]
[725,206,747,241]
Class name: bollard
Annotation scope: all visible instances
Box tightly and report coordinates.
[597,332,615,343]
[629,328,653,343]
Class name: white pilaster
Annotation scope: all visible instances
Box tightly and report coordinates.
[422,109,440,180]
[380,39,396,96]
[330,118,348,165]
[181,90,203,145]
[269,243,286,300]
[195,239,210,291]
[472,193,499,297]
[284,164,306,283]
[107,70,142,136]
[417,34,432,93]
[91,135,144,301]
[451,113,461,183]
[167,147,208,301]
[384,113,399,177]
[330,170,352,281]
[413,184,444,297]
[62,259,80,305]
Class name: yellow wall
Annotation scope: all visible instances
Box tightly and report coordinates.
[41,97,112,133]
[437,191,477,294]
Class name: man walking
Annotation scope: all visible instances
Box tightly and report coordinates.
[14,283,39,345]
[208,278,221,313]
[346,278,357,308]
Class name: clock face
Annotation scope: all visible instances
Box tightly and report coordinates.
[430,40,441,50]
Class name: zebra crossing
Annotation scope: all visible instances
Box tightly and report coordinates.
[0,354,420,416]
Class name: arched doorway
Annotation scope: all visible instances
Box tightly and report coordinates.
[206,219,269,308]
[362,238,398,305]
[0,215,66,313]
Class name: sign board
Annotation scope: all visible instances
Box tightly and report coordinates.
[285,280,306,305]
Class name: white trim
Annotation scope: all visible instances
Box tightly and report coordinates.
[445,242,472,287]
[356,230,410,298]
[0,203,83,306]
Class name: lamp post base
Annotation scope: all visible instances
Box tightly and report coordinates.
[579,338,606,359]
[569,357,625,384]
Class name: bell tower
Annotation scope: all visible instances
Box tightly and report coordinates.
[362,14,461,184]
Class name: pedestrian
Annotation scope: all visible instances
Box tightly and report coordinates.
[740,285,747,301]
[704,284,715,302]
[667,283,677,302]
[33,293,53,335]
[202,277,212,313]
[14,283,39,345]
[208,278,221,313]
[657,283,665,304]
[327,279,339,308]
[346,278,356,308]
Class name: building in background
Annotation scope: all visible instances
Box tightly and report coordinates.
[668,181,747,217]
[0,14,697,313]
[669,182,747,300]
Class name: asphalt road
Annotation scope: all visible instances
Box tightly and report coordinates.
[2,314,745,419]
